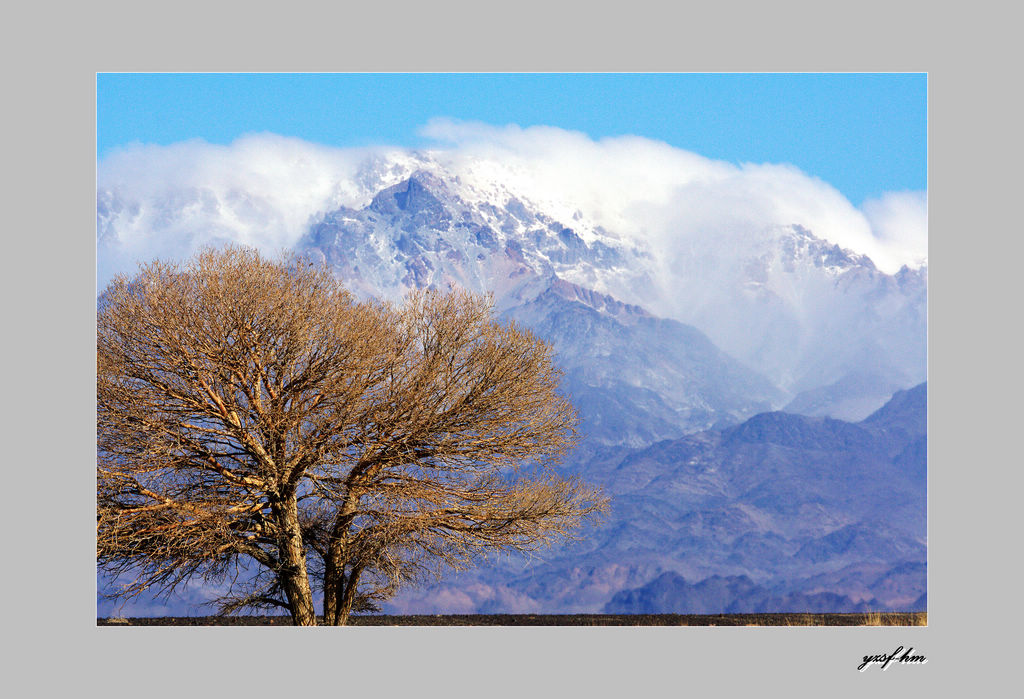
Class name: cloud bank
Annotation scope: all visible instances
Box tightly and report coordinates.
[97,122,927,289]
[420,119,927,274]
[860,190,929,269]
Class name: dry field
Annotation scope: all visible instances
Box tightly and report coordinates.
[98,612,926,626]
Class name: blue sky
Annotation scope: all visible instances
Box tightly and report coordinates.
[97,73,925,206]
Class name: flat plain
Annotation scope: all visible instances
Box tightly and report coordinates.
[97,612,926,626]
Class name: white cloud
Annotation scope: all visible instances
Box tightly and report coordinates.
[97,134,393,287]
[97,122,927,291]
[421,119,927,274]
[860,190,929,270]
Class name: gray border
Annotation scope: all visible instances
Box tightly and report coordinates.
[10,0,1015,694]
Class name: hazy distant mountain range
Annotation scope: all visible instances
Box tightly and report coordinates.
[385,384,926,614]
[97,150,926,615]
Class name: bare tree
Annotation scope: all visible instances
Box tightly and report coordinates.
[97,246,607,625]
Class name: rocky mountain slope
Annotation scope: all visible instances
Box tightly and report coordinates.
[386,383,926,614]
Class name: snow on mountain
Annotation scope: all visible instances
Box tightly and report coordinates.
[297,166,649,306]
[290,157,924,403]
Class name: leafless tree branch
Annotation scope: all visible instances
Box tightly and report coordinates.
[98,246,607,625]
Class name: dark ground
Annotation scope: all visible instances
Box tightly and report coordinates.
[98,612,926,626]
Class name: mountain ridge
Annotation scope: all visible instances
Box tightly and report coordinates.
[384,383,926,614]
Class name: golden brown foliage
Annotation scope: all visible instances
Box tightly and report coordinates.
[97,246,606,625]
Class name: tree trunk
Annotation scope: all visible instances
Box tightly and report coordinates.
[323,564,364,626]
[323,558,339,626]
[323,497,357,625]
[334,564,364,626]
[275,497,317,626]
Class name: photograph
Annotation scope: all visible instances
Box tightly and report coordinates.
[12,2,1023,692]
[95,72,928,628]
